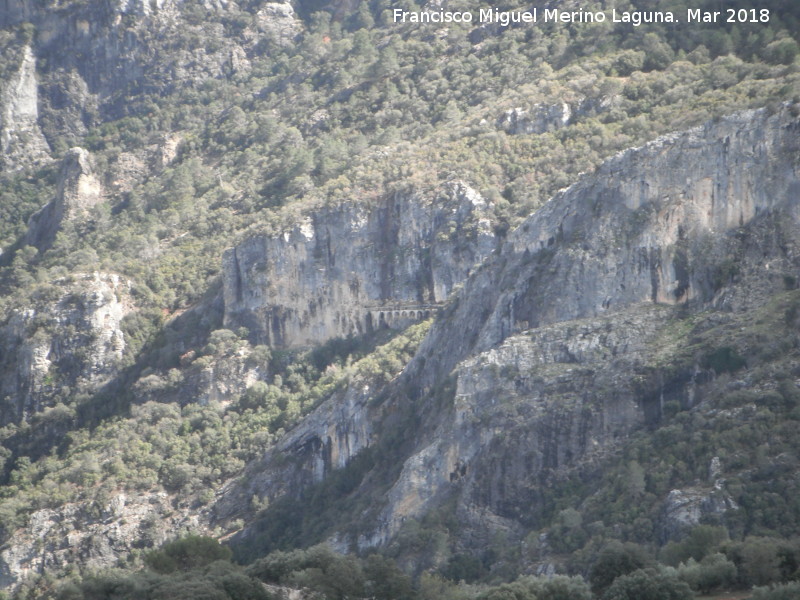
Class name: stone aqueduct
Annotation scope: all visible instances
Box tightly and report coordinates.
[364,303,442,330]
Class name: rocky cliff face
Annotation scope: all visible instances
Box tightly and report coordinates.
[0,489,204,590]
[223,106,800,559]
[215,370,378,525]
[498,103,573,135]
[381,105,800,549]
[25,147,103,250]
[496,96,618,136]
[0,272,130,425]
[1,0,291,159]
[411,106,800,393]
[222,182,497,348]
[0,44,51,172]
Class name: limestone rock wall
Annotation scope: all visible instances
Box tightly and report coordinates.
[221,106,800,556]
[383,105,800,547]
[25,147,103,250]
[222,182,497,348]
[0,490,202,590]
[0,45,51,172]
[0,272,130,425]
[367,305,671,548]
[411,106,800,393]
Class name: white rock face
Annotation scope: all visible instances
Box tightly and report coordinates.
[223,182,497,348]
[0,272,131,424]
[25,147,104,250]
[221,106,800,556]
[0,491,201,591]
[498,103,573,134]
[116,0,170,16]
[0,46,51,172]
[497,97,619,135]
[256,1,301,44]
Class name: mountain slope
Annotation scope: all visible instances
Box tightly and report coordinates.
[229,105,800,576]
[1,0,800,595]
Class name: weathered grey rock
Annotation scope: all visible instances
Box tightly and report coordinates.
[222,182,497,348]
[134,346,263,408]
[412,106,800,394]
[116,0,171,16]
[363,305,671,548]
[107,133,182,193]
[498,103,572,135]
[496,96,627,135]
[0,45,51,172]
[220,106,800,557]
[662,485,738,541]
[25,147,103,250]
[386,105,800,546]
[0,490,202,591]
[0,272,130,425]
[255,1,301,44]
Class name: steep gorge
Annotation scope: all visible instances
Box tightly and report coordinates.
[226,105,800,565]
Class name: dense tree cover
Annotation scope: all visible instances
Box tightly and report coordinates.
[48,537,273,600]
[0,0,799,597]
[38,533,800,599]
[600,568,693,600]
[1,1,799,316]
[0,322,430,541]
[44,537,595,600]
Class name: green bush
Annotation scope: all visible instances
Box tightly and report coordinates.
[601,568,693,600]
[702,346,746,374]
[476,575,591,600]
[145,536,233,574]
[751,582,800,600]
[589,542,650,596]
[677,553,737,593]
[660,525,729,566]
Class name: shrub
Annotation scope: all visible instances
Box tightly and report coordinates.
[702,347,746,374]
[660,525,729,566]
[677,553,737,593]
[751,582,800,600]
[145,536,232,574]
[589,542,650,596]
[601,568,693,600]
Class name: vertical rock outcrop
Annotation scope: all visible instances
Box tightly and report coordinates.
[222,182,497,348]
[377,105,800,546]
[0,46,51,173]
[255,0,301,44]
[410,106,800,393]
[25,147,103,251]
[222,106,800,556]
[0,272,130,425]
[498,103,572,135]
